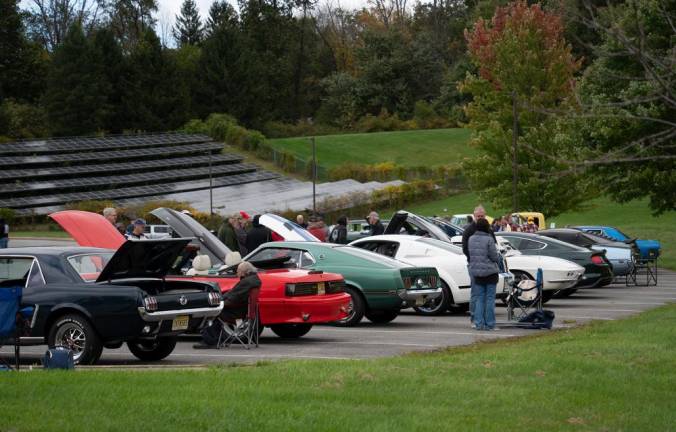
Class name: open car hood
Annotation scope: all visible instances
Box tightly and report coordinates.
[151,207,231,266]
[260,214,320,242]
[96,238,191,282]
[384,210,453,243]
[50,210,125,250]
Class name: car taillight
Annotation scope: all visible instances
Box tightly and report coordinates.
[143,296,158,311]
[591,255,604,265]
[208,292,221,306]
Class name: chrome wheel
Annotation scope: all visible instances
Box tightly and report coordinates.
[54,323,86,361]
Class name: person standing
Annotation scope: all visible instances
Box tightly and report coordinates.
[218,215,240,252]
[367,211,384,236]
[522,216,539,233]
[0,217,8,249]
[235,215,248,256]
[103,207,125,234]
[125,219,148,240]
[461,205,492,327]
[245,215,272,252]
[328,216,348,244]
[467,218,500,331]
[308,216,328,242]
[296,214,308,229]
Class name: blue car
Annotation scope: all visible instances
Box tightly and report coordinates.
[573,226,660,260]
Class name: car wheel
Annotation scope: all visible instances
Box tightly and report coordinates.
[333,286,365,327]
[48,314,103,365]
[554,288,577,298]
[269,324,313,338]
[413,281,451,316]
[364,309,399,324]
[127,337,177,361]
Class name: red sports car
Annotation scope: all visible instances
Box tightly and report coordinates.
[50,210,350,339]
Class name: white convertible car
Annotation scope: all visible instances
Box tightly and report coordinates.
[350,235,514,315]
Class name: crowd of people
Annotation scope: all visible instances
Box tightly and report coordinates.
[465,214,539,233]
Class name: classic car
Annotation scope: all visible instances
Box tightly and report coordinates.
[537,228,633,277]
[341,218,391,242]
[349,235,515,315]
[426,217,464,238]
[572,225,660,260]
[243,241,442,326]
[51,210,350,339]
[0,241,223,364]
[495,232,614,293]
[449,214,494,227]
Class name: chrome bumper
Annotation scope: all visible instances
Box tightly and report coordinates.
[398,288,442,301]
[137,301,224,322]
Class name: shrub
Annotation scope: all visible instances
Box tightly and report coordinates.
[0,208,16,223]
[262,120,340,138]
[0,100,49,139]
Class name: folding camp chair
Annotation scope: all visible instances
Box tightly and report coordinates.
[506,269,543,322]
[0,286,22,370]
[626,250,658,287]
[217,287,261,349]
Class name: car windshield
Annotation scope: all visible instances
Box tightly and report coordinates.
[67,253,114,282]
[416,237,463,255]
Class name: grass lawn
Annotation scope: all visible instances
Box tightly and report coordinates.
[10,231,72,239]
[405,192,676,270]
[2,305,675,431]
[268,128,474,168]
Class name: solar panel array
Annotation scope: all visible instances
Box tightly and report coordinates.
[1,133,279,213]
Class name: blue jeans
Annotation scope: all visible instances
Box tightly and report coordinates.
[0,237,7,249]
[469,275,477,324]
[473,282,496,330]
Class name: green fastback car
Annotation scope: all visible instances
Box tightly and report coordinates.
[245,241,442,326]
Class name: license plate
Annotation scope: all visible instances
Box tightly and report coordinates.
[171,315,189,331]
[415,297,425,306]
[317,282,325,295]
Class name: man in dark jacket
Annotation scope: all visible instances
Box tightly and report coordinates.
[218,215,240,252]
[329,216,348,244]
[245,215,272,252]
[461,205,490,327]
[194,262,261,348]
[367,211,384,236]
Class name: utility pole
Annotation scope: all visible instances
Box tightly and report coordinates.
[311,136,317,215]
[512,91,518,214]
[208,150,213,215]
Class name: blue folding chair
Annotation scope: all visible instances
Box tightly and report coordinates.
[0,286,22,370]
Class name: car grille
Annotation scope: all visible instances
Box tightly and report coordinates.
[400,268,439,290]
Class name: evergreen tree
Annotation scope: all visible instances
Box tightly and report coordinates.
[43,23,108,136]
[93,27,126,133]
[205,0,238,35]
[173,0,204,46]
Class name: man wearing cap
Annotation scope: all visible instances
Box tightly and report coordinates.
[522,217,538,233]
[126,219,148,240]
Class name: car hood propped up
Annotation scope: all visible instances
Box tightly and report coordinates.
[50,210,125,250]
[96,238,191,282]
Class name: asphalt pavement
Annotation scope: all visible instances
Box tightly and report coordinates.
[2,237,675,368]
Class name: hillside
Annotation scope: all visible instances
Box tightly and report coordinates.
[268,129,474,168]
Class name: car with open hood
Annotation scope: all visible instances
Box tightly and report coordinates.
[0,240,223,365]
[52,210,350,339]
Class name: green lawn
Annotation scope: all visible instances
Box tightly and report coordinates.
[2,305,675,431]
[10,231,72,239]
[268,128,474,168]
[405,192,676,270]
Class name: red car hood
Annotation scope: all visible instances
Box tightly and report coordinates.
[50,210,125,250]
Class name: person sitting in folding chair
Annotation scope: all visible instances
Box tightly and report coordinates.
[194,261,261,349]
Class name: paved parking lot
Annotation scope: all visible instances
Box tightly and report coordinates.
[3,260,674,367]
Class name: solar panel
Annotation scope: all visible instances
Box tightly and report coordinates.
[0,142,224,168]
[0,171,280,209]
[0,163,259,196]
[0,153,243,181]
[0,133,211,156]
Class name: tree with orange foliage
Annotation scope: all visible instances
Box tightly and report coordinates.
[460,1,588,217]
